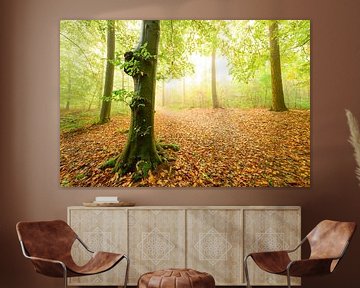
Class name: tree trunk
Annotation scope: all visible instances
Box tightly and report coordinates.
[65,100,70,110]
[113,20,161,178]
[182,77,186,106]
[66,68,71,110]
[65,78,71,111]
[269,20,288,112]
[99,20,115,123]
[121,70,125,89]
[211,47,220,108]
[162,79,165,107]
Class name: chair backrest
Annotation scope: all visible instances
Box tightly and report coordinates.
[307,220,356,261]
[16,220,77,261]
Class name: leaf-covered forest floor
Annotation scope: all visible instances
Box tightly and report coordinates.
[60,108,310,187]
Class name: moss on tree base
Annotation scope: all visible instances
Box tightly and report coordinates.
[100,142,180,181]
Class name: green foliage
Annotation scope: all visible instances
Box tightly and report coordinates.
[225,20,310,88]
[60,19,310,120]
[157,20,195,80]
[114,43,156,77]
[60,108,129,133]
[60,20,107,110]
[136,43,155,61]
[130,95,148,110]
[60,110,98,132]
[75,173,86,180]
[100,157,116,169]
[159,143,180,151]
[134,160,152,180]
[123,57,142,76]
[60,179,71,187]
[111,89,137,104]
[60,20,140,111]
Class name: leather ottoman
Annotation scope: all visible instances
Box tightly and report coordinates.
[138,268,215,288]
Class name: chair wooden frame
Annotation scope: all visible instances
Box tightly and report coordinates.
[16,220,129,288]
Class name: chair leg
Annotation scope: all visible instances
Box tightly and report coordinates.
[286,270,291,288]
[62,265,68,288]
[123,255,130,288]
[244,255,252,288]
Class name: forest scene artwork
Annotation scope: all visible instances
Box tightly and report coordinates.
[60,20,310,188]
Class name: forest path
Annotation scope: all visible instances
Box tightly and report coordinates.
[60,108,310,187]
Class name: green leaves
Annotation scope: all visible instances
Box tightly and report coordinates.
[111,89,136,104]
[113,43,156,77]
[157,20,195,80]
[136,43,155,61]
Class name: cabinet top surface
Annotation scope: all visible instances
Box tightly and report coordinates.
[68,205,301,210]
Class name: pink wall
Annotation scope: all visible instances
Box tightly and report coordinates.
[1,0,360,287]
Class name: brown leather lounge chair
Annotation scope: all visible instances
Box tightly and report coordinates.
[16,220,129,288]
[244,220,356,288]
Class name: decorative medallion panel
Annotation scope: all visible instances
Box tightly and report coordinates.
[128,209,186,283]
[68,208,127,285]
[187,209,242,285]
[244,209,301,285]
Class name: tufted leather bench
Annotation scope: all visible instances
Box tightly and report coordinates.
[138,268,215,288]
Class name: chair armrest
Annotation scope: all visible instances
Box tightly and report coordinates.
[287,258,335,277]
[19,240,67,277]
[26,255,65,266]
[245,237,306,259]
[286,237,307,253]
[26,255,67,277]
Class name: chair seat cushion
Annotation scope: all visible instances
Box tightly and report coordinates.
[138,268,215,288]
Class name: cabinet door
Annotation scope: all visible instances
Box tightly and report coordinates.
[243,209,301,286]
[128,209,186,284]
[68,208,127,286]
[187,209,243,285]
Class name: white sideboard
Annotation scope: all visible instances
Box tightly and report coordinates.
[67,206,301,286]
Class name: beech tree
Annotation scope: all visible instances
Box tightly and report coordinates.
[225,20,309,111]
[99,20,115,123]
[105,20,162,179]
[211,46,220,108]
[269,20,287,111]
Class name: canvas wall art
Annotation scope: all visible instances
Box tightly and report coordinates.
[60,20,310,187]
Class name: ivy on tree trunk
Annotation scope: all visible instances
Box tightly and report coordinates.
[113,20,162,179]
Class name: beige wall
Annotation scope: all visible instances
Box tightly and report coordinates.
[1,0,360,287]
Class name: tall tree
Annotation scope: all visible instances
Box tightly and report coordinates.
[192,20,224,108]
[211,46,220,108]
[99,20,115,123]
[66,67,71,110]
[269,20,287,112]
[225,20,309,110]
[111,20,162,179]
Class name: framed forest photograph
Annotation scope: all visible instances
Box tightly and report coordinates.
[60,20,310,187]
